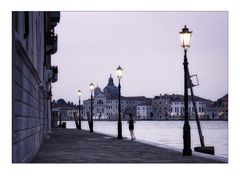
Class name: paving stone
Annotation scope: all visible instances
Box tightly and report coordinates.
[32,128,226,163]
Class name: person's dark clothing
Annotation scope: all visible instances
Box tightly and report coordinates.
[129,119,134,130]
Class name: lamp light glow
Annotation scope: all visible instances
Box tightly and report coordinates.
[180,25,192,49]
[89,83,95,91]
[116,65,123,79]
[77,90,82,97]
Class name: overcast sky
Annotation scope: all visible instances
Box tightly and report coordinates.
[52,11,228,104]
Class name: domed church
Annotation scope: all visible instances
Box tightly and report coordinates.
[83,74,151,120]
[103,74,119,98]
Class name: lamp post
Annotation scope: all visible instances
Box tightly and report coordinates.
[116,65,123,139]
[77,90,82,130]
[180,25,192,156]
[89,83,95,132]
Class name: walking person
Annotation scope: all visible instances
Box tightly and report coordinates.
[128,113,136,140]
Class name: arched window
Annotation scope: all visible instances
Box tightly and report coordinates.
[97,100,103,105]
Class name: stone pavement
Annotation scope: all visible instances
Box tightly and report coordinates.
[32,128,227,163]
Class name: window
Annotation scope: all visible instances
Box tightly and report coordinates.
[24,12,29,39]
[189,107,192,112]
[97,100,103,105]
[15,12,19,32]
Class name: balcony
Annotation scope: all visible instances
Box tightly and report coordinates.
[46,31,58,55]
[51,66,58,83]
[45,66,58,83]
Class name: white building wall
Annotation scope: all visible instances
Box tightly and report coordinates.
[93,93,108,119]
[83,97,151,120]
[137,105,152,119]
[107,99,119,119]
[83,99,91,119]
[170,101,207,118]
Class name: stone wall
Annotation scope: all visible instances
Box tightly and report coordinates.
[12,12,48,163]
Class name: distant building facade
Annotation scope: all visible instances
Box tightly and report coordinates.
[152,94,171,119]
[137,103,153,119]
[170,95,208,119]
[52,99,83,121]
[205,94,228,120]
[205,103,220,120]
[83,75,151,120]
[219,94,228,120]
[82,75,227,121]
[12,12,60,162]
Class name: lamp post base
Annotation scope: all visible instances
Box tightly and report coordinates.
[78,123,81,130]
[183,148,192,156]
[90,123,93,133]
[117,121,122,139]
[183,123,192,156]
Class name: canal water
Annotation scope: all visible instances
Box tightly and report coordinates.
[65,120,228,158]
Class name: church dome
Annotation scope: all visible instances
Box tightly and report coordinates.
[108,75,114,86]
[103,74,118,98]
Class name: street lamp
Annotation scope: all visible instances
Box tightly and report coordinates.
[180,25,192,156]
[116,65,123,139]
[89,82,95,132]
[77,90,82,130]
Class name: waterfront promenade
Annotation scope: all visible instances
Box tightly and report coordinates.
[32,128,227,163]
